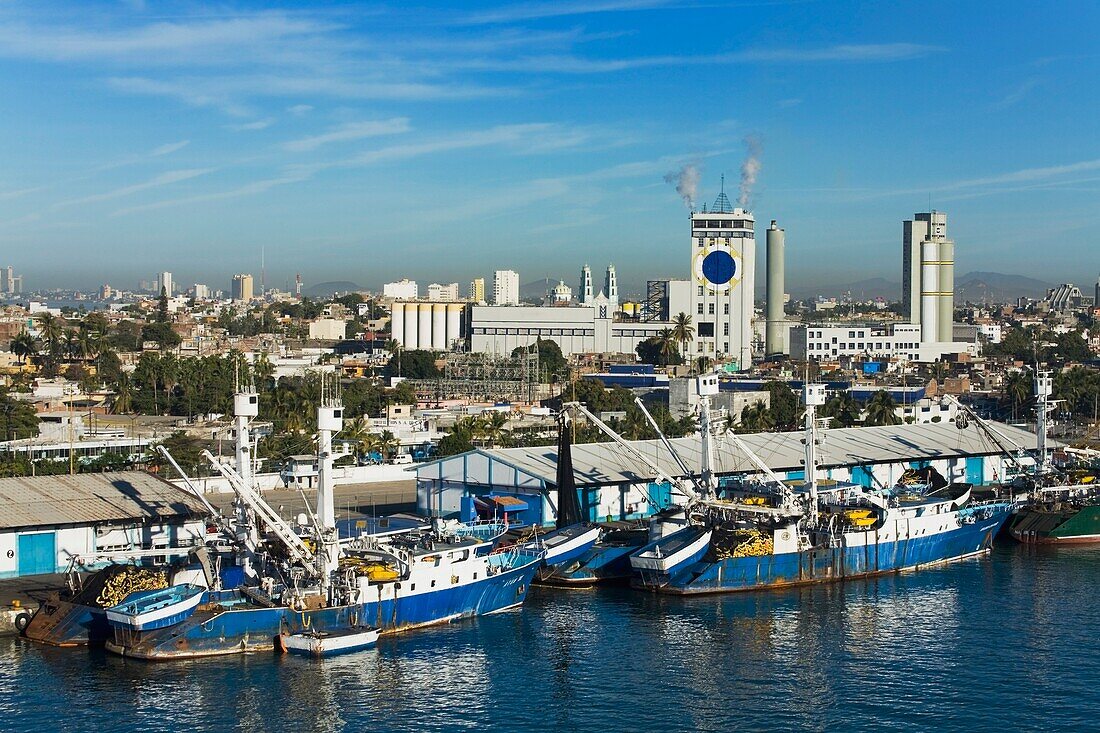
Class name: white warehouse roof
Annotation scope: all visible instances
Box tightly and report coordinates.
[417,420,1041,488]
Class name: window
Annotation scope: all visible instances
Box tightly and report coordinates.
[849,331,856,338]
[708,303,715,314]
[723,342,729,351]
[697,303,704,314]
[697,286,704,296]
[723,323,729,336]
[723,303,729,314]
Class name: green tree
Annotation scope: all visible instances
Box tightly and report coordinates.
[864,390,902,426]
[738,400,776,433]
[671,313,694,371]
[763,381,799,429]
[822,391,861,428]
[151,431,204,480]
[10,331,36,364]
[436,418,476,457]
[513,338,568,383]
[385,350,439,379]
[0,389,39,440]
[636,333,682,367]
[1003,369,1034,420]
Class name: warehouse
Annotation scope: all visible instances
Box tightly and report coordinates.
[415,420,1040,526]
[0,472,210,579]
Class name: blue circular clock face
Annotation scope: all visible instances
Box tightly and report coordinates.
[701,250,736,285]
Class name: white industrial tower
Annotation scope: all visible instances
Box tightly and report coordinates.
[902,211,954,344]
[688,186,756,369]
[157,271,173,297]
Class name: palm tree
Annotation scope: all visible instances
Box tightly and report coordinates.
[112,372,133,414]
[36,312,63,352]
[864,390,902,426]
[10,332,37,364]
[479,411,510,448]
[385,338,402,376]
[63,329,83,362]
[656,328,677,367]
[695,356,712,374]
[738,400,776,433]
[671,312,694,371]
[1003,369,1033,420]
[377,429,399,459]
[822,391,861,427]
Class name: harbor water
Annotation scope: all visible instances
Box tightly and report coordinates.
[2,543,1098,733]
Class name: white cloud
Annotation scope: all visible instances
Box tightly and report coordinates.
[150,140,189,156]
[460,0,676,25]
[112,166,317,216]
[282,118,411,152]
[226,118,275,132]
[55,168,215,208]
[287,104,313,115]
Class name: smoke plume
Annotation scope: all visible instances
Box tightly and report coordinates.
[738,135,762,207]
[664,163,701,209]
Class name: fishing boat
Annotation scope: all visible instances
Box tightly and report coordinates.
[105,584,206,632]
[1006,371,1100,544]
[279,626,380,657]
[630,378,1012,595]
[105,393,544,660]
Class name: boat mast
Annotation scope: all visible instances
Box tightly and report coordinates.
[316,378,343,590]
[697,374,720,497]
[232,384,261,554]
[1034,370,1053,479]
[803,384,826,524]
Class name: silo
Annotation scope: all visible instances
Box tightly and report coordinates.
[765,220,786,356]
[432,303,446,350]
[418,304,432,351]
[446,303,463,349]
[390,303,405,348]
[920,240,940,343]
[937,239,954,343]
[404,304,419,349]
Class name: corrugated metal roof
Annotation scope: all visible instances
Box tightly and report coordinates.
[421,421,1043,488]
[0,471,209,531]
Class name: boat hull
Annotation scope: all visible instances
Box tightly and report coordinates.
[1009,504,1100,544]
[634,509,1009,595]
[538,544,639,587]
[105,557,541,660]
[281,628,380,657]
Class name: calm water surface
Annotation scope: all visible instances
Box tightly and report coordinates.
[2,543,1097,733]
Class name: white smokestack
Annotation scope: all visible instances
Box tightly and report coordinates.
[738,135,762,208]
[664,163,701,209]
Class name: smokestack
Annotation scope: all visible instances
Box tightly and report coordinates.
[765,220,786,356]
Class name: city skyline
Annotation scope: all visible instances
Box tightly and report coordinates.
[0,1,1097,290]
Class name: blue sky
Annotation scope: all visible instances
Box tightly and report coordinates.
[1,0,1098,295]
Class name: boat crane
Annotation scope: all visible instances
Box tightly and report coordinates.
[562,400,698,503]
[155,445,235,542]
[201,450,316,570]
[633,396,707,496]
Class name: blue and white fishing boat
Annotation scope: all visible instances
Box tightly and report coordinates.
[105,584,206,632]
[106,394,544,660]
[630,379,1013,594]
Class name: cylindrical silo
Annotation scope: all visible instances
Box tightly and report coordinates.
[920,240,940,343]
[390,303,405,348]
[404,303,419,349]
[446,303,463,350]
[432,303,446,350]
[765,220,785,356]
[937,239,954,343]
[418,304,432,351]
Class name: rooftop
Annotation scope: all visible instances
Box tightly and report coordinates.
[0,471,208,531]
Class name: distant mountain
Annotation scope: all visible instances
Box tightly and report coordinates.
[955,271,1053,302]
[519,277,561,300]
[305,281,362,298]
[788,277,900,301]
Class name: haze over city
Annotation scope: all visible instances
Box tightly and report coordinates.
[1,0,1098,291]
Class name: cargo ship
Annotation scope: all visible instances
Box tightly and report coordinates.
[629,378,1012,595]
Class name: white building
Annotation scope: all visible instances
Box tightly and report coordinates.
[469,305,673,356]
[551,280,572,303]
[157,271,173,296]
[426,283,460,302]
[231,273,254,301]
[901,211,955,344]
[469,278,485,303]
[193,283,210,300]
[493,270,520,306]
[578,265,594,304]
[977,323,1003,344]
[687,195,756,369]
[390,302,465,350]
[383,279,418,300]
[308,318,348,340]
[790,322,977,362]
